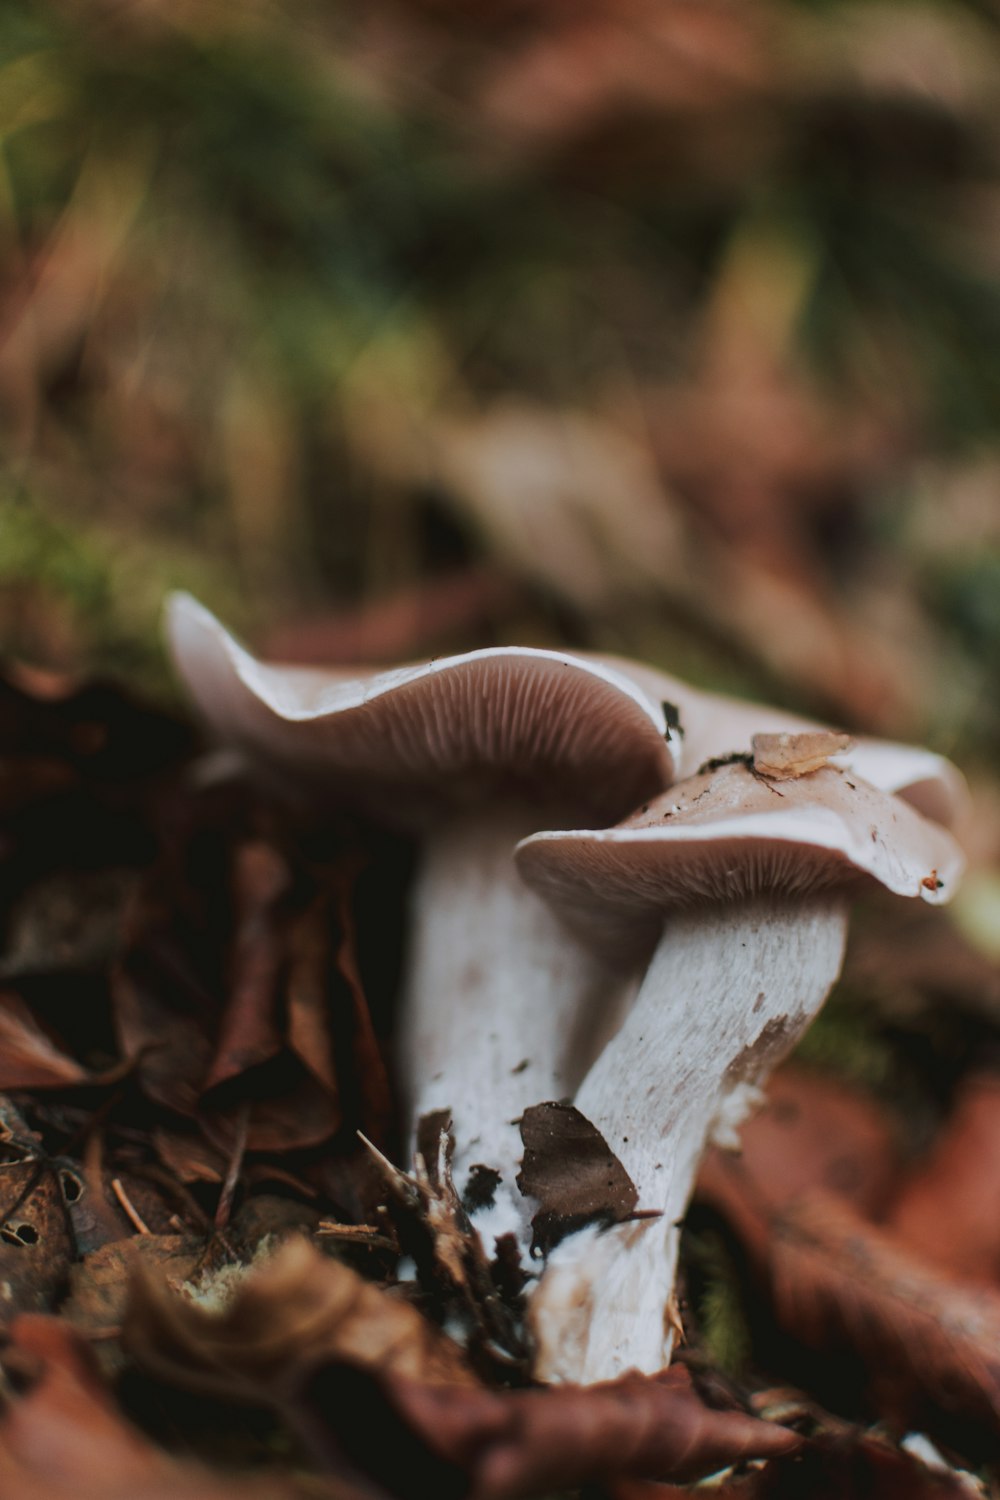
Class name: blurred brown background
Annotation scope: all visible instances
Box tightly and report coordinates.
[1,0,998,848]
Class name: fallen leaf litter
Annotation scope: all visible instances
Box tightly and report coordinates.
[0,666,988,1497]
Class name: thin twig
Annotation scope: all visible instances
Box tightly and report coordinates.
[215,1103,250,1232]
[111,1177,151,1235]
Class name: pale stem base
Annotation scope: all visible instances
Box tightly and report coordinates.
[398,804,628,1237]
[530,896,848,1383]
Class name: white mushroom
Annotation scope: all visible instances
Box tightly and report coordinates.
[164,594,678,1234]
[612,658,967,828]
[515,761,966,1382]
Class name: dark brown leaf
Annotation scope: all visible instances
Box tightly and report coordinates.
[296,1358,800,1500]
[201,841,290,1091]
[0,1159,75,1321]
[700,1143,1000,1439]
[517,1101,638,1254]
[114,828,348,1153]
[0,991,92,1088]
[329,868,394,1148]
[0,1315,360,1500]
[888,1071,1000,1285]
[610,1427,978,1498]
[701,1065,902,1220]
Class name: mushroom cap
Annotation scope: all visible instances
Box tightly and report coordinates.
[607,659,967,830]
[165,593,676,826]
[515,762,966,964]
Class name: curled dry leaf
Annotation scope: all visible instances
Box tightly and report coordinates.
[516,1100,639,1254]
[887,1071,1000,1286]
[120,1232,797,1494]
[610,1427,979,1498]
[114,804,387,1154]
[0,992,92,1089]
[701,1145,1000,1439]
[296,1358,801,1500]
[0,1315,359,1500]
[696,1066,1000,1439]
[116,836,341,1152]
[122,1234,476,1402]
[699,1064,902,1220]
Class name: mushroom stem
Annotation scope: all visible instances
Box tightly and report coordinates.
[529,895,849,1383]
[399,802,623,1233]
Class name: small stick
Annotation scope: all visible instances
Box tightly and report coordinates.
[111,1177,151,1235]
[215,1103,250,1232]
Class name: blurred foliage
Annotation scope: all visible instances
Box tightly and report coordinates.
[1,0,999,799]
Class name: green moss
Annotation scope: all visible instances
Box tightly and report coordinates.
[791,992,895,1092]
[0,489,245,692]
[687,1229,751,1379]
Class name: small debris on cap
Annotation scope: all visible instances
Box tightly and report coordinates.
[752,731,854,781]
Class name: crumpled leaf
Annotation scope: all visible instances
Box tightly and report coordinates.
[0,1314,358,1500]
[0,991,93,1088]
[122,1233,476,1401]
[517,1100,639,1254]
[610,1426,978,1497]
[700,1064,902,1219]
[0,1157,75,1322]
[701,1144,1000,1439]
[295,1357,801,1500]
[114,791,388,1153]
[115,1221,795,1499]
[888,1071,1000,1285]
[65,1235,201,1334]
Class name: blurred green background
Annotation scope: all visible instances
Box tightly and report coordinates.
[1,0,999,814]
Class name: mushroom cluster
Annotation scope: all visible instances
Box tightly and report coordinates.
[166,595,967,1380]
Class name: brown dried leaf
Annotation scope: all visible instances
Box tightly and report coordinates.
[888,1071,1000,1285]
[296,1358,800,1499]
[701,1146,1000,1437]
[612,1428,977,1497]
[201,840,290,1092]
[65,1235,200,1333]
[0,1315,356,1500]
[0,991,91,1088]
[329,870,394,1148]
[517,1101,639,1254]
[701,1065,902,1219]
[261,566,517,666]
[752,1430,980,1499]
[115,832,350,1153]
[123,1234,476,1402]
[751,731,854,781]
[0,1160,75,1322]
[152,1128,226,1185]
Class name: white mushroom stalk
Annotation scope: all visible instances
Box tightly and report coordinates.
[516,762,966,1382]
[164,594,677,1234]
